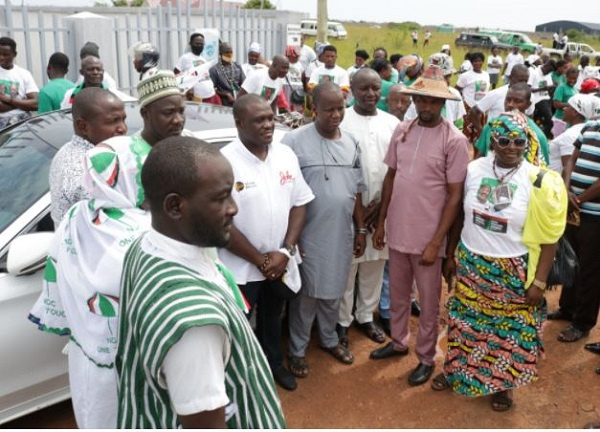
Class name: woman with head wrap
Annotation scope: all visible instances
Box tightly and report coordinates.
[396,54,423,86]
[431,111,567,412]
[29,141,151,428]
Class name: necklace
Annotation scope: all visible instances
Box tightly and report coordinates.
[492,159,521,184]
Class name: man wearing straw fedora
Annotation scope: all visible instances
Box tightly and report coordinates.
[370,66,470,386]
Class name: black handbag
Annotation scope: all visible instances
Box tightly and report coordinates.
[285,75,305,105]
[547,236,578,289]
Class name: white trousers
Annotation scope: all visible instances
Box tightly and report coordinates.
[338,259,386,327]
[68,341,118,428]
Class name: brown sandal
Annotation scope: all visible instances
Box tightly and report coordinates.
[430,373,450,391]
[322,343,354,364]
[356,321,386,343]
[288,356,309,378]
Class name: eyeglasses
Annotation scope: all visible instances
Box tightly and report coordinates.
[494,136,527,148]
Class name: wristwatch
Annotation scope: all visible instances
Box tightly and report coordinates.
[531,279,547,291]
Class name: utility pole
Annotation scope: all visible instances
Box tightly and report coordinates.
[317,0,328,44]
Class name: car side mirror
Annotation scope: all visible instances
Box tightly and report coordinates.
[7,232,54,276]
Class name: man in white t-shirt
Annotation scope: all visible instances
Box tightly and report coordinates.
[307,45,350,95]
[502,46,524,85]
[173,32,217,103]
[238,55,289,113]
[219,95,314,392]
[469,64,531,137]
[241,42,268,78]
[298,35,316,72]
[336,69,400,348]
[487,46,503,90]
[0,37,39,129]
[529,59,557,138]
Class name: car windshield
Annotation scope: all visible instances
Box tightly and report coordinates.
[0,113,71,234]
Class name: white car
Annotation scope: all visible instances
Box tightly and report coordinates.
[0,102,290,424]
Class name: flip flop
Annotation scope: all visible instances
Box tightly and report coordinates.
[491,391,513,412]
[431,373,450,391]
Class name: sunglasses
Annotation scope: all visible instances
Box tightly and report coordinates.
[494,136,527,148]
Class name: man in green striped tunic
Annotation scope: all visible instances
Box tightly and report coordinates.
[116,136,286,428]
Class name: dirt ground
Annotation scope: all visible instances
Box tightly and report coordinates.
[5,290,600,429]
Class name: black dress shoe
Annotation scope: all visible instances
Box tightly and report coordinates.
[273,366,297,391]
[547,309,573,321]
[411,299,421,317]
[408,362,434,386]
[585,342,600,355]
[379,317,391,337]
[369,342,409,360]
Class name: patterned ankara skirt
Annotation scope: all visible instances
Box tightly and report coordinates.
[443,241,546,397]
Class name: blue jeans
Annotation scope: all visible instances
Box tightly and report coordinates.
[379,261,391,319]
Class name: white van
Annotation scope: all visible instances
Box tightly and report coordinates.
[300,20,348,39]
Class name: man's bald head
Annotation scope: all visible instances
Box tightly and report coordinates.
[72,87,120,118]
[72,87,127,144]
[509,64,529,86]
[313,81,343,107]
[233,94,269,120]
[351,68,380,88]
[269,54,290,79]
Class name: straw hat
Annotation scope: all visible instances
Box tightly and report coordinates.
[400,65,461,100]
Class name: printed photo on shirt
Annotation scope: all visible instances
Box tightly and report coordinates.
[261,85,276,102]
[319,75,334,84]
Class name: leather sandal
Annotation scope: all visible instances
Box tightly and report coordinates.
[336,324,349,348]
[356,321,386,343]
[557,325,589,343]
[491,390,513,412]
[321,343,354,365]
[431,373,450,391]
[288,355,309,378]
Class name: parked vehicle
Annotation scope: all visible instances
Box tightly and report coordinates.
[0,101,291,425]
[542,42,600,59]
[454,33,512,50]
[300,19,348,39]
[478,30,537,53]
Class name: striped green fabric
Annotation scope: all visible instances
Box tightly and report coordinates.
[116,236,286,428]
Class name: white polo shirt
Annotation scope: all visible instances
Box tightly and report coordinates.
[219,139,315,284]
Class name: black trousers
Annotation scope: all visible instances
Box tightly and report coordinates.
[534,99,554,139]
[240,280,286,370]
[558,214,600,331]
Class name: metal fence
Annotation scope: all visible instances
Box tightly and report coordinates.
[0,0,305,94]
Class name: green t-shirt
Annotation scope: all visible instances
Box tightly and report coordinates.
[376,79,394,112]
[475,116,550,165]
[551,72,566,87]
[553,83,577,120]
[37,78,75,113]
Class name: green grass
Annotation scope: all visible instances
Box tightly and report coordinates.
[304,23,600,85]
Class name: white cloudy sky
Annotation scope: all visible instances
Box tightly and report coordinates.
[8,0,600,33]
